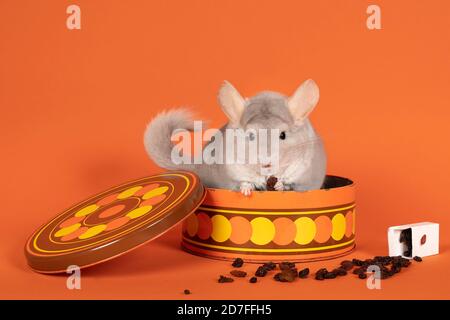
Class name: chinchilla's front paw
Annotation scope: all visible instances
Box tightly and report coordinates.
[274,180,285,191]
[240,181,255,197]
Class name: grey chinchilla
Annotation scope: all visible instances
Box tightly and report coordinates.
[144,79,326,196]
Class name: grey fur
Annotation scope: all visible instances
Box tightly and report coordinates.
[144,80,327,195]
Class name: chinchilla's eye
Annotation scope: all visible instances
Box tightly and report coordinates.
[279,131,286,140]
[248,132,255,141]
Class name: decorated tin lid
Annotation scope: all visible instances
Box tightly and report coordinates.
[25,171,206,273]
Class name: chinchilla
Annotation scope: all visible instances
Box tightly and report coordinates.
[144,79,326,196]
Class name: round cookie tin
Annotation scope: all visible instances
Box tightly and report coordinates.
[181,175,355,263]
[25,171,206,273]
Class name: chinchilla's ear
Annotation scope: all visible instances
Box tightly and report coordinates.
[218,80,246,126]
[288,79,320,124]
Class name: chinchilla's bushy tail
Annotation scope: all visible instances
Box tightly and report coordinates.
[144,109,196,171]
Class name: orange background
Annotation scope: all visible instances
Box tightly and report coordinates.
[1,0,449,299]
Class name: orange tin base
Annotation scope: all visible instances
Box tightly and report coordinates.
[181,175,356,263]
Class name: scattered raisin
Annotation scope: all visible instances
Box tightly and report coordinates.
[230,270,247,277]
[352,259,364,266]
[249,277,257,283]
[315,268,328,280]
[232,258,244,268]
[184,289,191,295]
[399,228,413,257]
[218,275,234,283]
[255,266,268,277]
[334,268,348,276]
[262,262,276,271]
[324,271,337,279]
[298,268,310,278]
[315,274,325,281]
[340,260,354,271]
[413,256,422,262]
[279,262,296,270]
[274,270,297,282]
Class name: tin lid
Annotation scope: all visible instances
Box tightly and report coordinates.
[24,171,206,273]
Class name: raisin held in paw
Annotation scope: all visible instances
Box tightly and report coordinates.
[266,176,278,191]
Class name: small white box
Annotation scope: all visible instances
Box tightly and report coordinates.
[388,222,439,258]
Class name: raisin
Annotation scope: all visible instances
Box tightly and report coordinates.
[266,176,278,191]
[184,289,191,295]
[230,270,247,277]
[391,265,401,274]
[315,274,325,281]
[298,268,310,278]
[249,277,257,283]
[274,270,297,282]
[324,272,337,279]
[262,262,276,271]
[218,275,234,283]
[255,266,268,277]
[340,260,354,271]
[279,262,296,270]
[400,229,413,257]
[352,259,364,266]
[358,273,367,279]
[334,268,348,276]
[353,267,365,275]
[315,268,328,276]
[232,258,244,268]
[413,256,422,262]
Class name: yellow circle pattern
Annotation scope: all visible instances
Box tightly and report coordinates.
[74,204,98,217]
[250,217,275,245]
[211,215,232,243]
[331,213,346,241]
[294,217,316,245]
[352,209,356,235]
[79,225,107,239]
[185,212,353,245]
[142,186,169,200]
[55,223,81,237]
[117,186,143,199]
[126,206,153,219]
